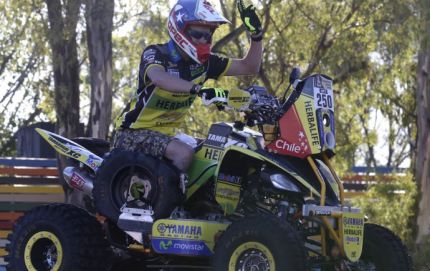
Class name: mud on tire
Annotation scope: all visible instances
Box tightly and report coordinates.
[5,203,111,271]
[212,214,308,271]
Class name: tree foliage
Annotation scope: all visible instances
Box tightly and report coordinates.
[0,0,418,176]
[0,0,51,155]
[352,174,417,246]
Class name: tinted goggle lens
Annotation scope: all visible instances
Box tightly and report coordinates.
[187,29,213,40]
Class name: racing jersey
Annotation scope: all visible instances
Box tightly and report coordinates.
[115,40,232,136]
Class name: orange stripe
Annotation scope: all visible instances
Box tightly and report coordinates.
[0,167,58,176]
[0,212,24,221]
[0,231,10,238]
[0,248,7,256]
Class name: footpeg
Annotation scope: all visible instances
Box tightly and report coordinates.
[117,212,153,233]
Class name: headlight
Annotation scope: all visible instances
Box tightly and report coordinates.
[270,174,301,193]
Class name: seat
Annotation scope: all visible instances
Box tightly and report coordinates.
[72,137,111,157]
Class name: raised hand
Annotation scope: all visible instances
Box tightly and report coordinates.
[237,0,262,37]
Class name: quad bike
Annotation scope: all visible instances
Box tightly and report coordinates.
[6,69,411,271]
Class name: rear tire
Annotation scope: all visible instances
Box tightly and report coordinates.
[94,150,159,222]
[5,204,111,271]
[94,149,184,221]
[212,214,307,271]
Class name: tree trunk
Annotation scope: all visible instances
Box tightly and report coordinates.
[46,0,81,138]
[45,0,82,204]
[85,0,114,140]
[416,48,430,244]
[415,0,430,244]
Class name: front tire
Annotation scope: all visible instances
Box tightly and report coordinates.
[350,223,412,270]
[212,214,307,271]
[5,204,111,271]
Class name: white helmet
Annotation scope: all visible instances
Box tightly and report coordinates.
[168,0,230,64]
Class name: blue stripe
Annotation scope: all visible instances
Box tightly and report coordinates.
[351,166,408,174]
[0,158,57,167]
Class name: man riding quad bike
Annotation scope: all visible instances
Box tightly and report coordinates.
[6,68,411,270]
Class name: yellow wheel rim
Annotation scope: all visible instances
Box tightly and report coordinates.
[24,231,63,271]
[229,241,275,271]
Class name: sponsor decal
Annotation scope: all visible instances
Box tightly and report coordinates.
[47,136,69,153]
[304,101,320,147]
[173,242,205,251]
[167,68,180,77]
[207,134,226,143]
[86,155,99,170]
[314,210,332,216]
[218,173,241,185]
[157,223,167,233]
[229,96,250,103]
[224,138,248,148]
[321,76,333,90]
[216,187,240,200]
[204,147,222,160]
[70,172,85,191]
[190,64,204,76]
[159,240,173,250]
[342,212,364,262]
[47,136,82,159]
[275,139,301,153]
[154,97,195,110]
[314,75,323,88]
[343,217,364,226]
[205,124,232,147]
[168,19,194,51]
[157,223,203,237]
[152,238,212,256]
[143,49,156,63]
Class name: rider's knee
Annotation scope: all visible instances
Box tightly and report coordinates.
[165,140,194,171]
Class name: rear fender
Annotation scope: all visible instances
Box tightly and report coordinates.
[35,128,103,171]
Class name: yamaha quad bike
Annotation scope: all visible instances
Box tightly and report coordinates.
[6,69,411,271]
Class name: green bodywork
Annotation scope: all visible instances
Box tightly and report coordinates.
[186,143,322,214]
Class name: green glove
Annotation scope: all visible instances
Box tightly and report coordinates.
[237,0,262,38]
[199,87,229,110]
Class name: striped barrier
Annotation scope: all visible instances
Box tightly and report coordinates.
[0,158,63,266]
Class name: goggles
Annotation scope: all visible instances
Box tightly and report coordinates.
[187,29,213,41]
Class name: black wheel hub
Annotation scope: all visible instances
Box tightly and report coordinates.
[31,238,58,271]
[236,248,271,271]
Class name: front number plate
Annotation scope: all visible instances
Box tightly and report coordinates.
[342,212,365,262]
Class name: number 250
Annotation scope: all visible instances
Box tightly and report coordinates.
[317,93,332,108]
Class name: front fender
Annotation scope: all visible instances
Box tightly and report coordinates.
[215,145,320,198]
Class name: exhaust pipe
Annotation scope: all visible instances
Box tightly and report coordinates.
[63,167,94,195]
